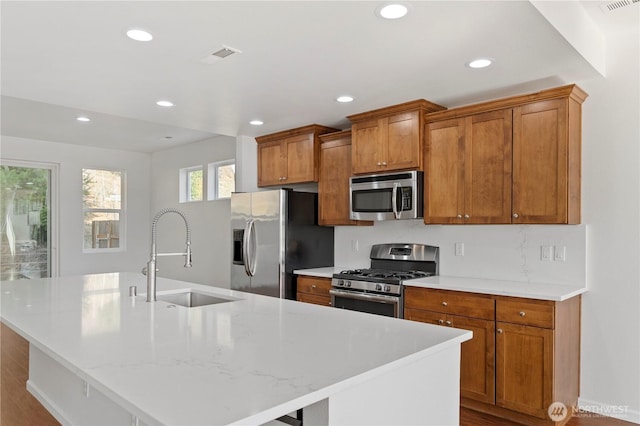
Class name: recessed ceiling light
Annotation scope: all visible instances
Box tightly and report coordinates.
[126,29,153,42]
[156,100,174,107]
[76,116,91,122]
[336,95,354,103]
[377,3,409,19]
[467,58,493,69]
[250,120,264,126]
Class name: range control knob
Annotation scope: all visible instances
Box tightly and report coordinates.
[375,284,382,291]
[346,281,352,288]
[384,285,391,292]
[338,280,344,286]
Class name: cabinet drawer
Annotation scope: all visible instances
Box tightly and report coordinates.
[405,287,495,320]
[405,308,447,325]
[297,276,332,297]
[297,293,331,307]
[496,297,554,329]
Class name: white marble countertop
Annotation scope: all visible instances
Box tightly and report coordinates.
[405,276,586,301]
[293,266,350,278]
[1,272,470,426]
[294,269,586,301]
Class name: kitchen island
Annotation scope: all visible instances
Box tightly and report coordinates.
[1,272,471,425]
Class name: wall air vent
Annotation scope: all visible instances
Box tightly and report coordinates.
[200,45,242,64]
[599,0,639,13]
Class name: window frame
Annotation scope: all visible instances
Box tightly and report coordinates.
[207,160,236,200]
[82,167,126,253]
[179,165,204,203]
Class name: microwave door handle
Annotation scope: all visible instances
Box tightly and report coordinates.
[392,183,400,219]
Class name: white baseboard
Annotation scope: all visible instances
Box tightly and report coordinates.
[578,397,640,424]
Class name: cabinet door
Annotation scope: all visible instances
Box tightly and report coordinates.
[352,119,382,174]
[450,315,495,404]
[285,133,317,184]
[319,139,364,226]
[405,308,495,405]
[258,141,285,187]
[465,110,512,224]
[496,322,553,419]
[386,111,421,171]
[512,99,568,223]
[424,118,465,223]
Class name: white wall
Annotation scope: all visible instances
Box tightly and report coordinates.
[150,135,236,288]
[0,136,151,276]
[577,24,640,420]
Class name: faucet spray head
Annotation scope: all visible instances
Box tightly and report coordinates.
[184,243,192,268]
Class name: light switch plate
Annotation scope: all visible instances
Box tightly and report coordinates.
[455,242,464,256]
[540,245,553,261]
[554,245,566,262]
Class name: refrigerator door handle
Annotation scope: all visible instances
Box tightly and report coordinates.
[242,220,252,276]
[244,220,257,277]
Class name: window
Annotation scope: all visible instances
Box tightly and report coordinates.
[179,166,203,202]
[82,168,124,250]
[208,160,235,200]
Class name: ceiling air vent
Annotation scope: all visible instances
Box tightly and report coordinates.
[599,0,639,13]
[200,45,242,64]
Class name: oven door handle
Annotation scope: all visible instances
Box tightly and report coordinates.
[329,289,400,304]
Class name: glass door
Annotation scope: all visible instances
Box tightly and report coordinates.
[0,161,57,280]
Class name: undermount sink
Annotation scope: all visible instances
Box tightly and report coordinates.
[154,290,239,308]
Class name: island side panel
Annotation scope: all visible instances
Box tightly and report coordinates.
[27,346,145,426]
[308,344,461,426]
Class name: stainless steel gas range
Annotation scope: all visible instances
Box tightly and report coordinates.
[330,243,439,318]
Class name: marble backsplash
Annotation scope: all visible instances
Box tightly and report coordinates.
[334,221,586,286]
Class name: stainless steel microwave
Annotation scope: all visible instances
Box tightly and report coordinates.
[350,171,423,220]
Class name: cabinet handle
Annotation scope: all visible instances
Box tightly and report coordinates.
[456,214,462,219]
[376,162,381,166]
[512,213,519,219]
[442,301,448,307]
[519,311,526,317]
[497,328,503,333]
[311,285,317,289]
[445,320,452,326]
[438,319,444,325]
[464,214,470,219]
[381,161,387,166]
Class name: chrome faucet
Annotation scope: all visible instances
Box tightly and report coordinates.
[143,208,192,302]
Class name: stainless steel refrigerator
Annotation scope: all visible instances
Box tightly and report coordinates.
[230,189,334,299]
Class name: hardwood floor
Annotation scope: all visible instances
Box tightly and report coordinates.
[1,323,59,426]
[461,406,636,426]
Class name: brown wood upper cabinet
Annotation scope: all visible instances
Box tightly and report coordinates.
[256,124,338,187]
[425,109,512,224]
[348,99,445,175]
[318,130,373,226]
[424,84,587,224]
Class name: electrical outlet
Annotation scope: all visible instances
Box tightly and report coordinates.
[351,240,359,252]
[82,380,90,398]
[455,242,464,256]
[540,245,553,261]
[554,246,566,262]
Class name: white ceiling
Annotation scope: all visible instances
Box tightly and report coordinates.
[1,1,637,153]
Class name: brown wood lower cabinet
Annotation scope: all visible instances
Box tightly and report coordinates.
[296,276,332,307]
[405,287,496,405]
[405,287,582,426]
